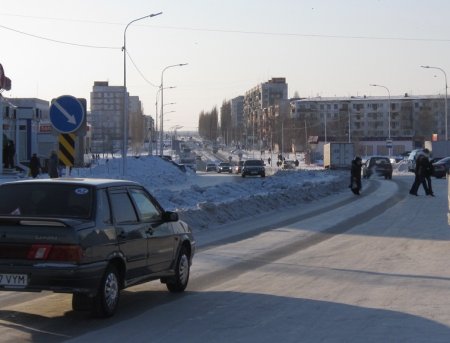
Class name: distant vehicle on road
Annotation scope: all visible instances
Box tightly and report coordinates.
[0,178,196,318]
[242,159,265,178]
[362,156,393,179]
[432,157,450,178]
[233,160,244,174]
[205,163,217,172]
[217,162,232,173]
[282,160,296,170]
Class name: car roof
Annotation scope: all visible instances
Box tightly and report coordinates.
[2,178,140,188]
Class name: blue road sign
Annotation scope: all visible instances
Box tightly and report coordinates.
[49,95,85,133]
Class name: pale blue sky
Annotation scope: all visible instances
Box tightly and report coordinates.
[1,0,450,130]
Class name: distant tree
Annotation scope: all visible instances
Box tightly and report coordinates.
[220,100,232,145]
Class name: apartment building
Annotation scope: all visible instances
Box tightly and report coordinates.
[90,81,127,154]
[243,78,288,147]
[290,94,447,155]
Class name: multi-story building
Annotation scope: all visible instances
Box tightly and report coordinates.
[243,78,288,148]
[90,81,127,154]
[290,94,447,156]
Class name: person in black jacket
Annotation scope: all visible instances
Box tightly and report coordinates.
[29,153,41,178]
[423,149,434,196]
[409,151,430,196]
[350,156,362,195]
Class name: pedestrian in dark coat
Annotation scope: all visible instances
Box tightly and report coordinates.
[423,149,434,196]
[29,153,41,178]
[48,151,59,178]
[350,157,362,195]
[409,151,430,196]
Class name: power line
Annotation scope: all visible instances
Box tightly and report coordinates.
[126,51,159,88]
[1,12,449,43]
[0,24,120,49]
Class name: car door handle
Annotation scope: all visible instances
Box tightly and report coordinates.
[117,231,127,239]
[146,227,154,235]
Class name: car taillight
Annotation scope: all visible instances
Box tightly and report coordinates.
[28,244,83,263]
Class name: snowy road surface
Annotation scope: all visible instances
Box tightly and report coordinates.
[1,174,450,342]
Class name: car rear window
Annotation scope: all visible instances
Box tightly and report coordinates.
[0,183,94,219]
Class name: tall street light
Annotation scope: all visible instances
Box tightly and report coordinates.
[370,83,391,156]
[159,63,188,156]
[122,12,162,175]
[155,86,175,155]
[421,65,448,140]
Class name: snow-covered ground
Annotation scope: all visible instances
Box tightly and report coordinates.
[55,152,411,232]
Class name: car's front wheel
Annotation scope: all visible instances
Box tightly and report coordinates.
[92,264,120,317]
[166,247,190,293]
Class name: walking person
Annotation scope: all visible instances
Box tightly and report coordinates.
[48,150,59,178]
[29,153,41,178]
[409,150,430,196]
[423,148,435,196]
[350,156,362,195]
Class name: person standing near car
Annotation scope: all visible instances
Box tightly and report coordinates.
[29,153,41,178]
[409,150,430,196]
[48,150,59,178]
[350,156,362,195]
[423,148,435,196]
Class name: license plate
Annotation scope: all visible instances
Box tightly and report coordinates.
[0,273,28,287]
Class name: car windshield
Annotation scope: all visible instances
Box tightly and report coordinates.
[0,183,94,219]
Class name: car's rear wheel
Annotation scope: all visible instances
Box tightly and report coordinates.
[92,264,120,317]
[166,247,190,293]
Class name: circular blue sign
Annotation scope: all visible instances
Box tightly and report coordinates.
[49,95,85,133]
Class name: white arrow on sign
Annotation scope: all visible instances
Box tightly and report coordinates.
[54,101,76,125]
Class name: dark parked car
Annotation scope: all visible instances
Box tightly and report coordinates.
[0,178,195,317]
[432,157,450,178]
[242,159,265,178]
[217,162,232,173]
[362,156,393,179]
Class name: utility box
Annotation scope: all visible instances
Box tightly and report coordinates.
[323,142,354,169]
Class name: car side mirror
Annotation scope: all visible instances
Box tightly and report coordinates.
[162,211,179,222]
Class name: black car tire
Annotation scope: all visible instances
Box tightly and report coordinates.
[166,247,190,293]
[92,264,120,317]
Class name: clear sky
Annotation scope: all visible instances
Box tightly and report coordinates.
[1,0,450,130]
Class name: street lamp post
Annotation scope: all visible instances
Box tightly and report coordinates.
[122,12,162,175]
[159,63,188,156]
[370,83,391,156]
[421,65,448,140]
[155,86,175,155]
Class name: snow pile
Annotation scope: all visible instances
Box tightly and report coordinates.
[72,155,347,231]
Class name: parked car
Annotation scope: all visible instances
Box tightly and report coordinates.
[242,159,265,178]
[205,163,217,172]
[217,162,232,173]
[362,156,393,179]
[233,160,244,174]
[0,178,195,317]
[432,157,450,178]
